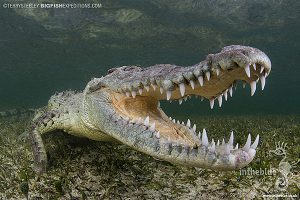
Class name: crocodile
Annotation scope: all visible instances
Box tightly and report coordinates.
[30,45,271,174]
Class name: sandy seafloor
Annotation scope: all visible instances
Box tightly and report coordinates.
[0,114,299,199]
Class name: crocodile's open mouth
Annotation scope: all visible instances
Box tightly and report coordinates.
[110,61,269,148]
[89,45,271,170]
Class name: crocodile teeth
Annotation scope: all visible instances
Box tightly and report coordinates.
[151,84,157,91]
[210,99,214,109]
[251,135,259,149]
[160,87,164,94]
[179,83,185,96]
[229,86,233,97]
[205,71,210,81]
[150,122,156,132]
[179,99,183,105]
[198,76,204,86]
[260,66,264,73]
[144,116,150,126]
[253,63,257,71]
[242,81,246,88]
[210,139,216,152]
[250,81,256,96]
[166,90,172,100]
[202,128,209,146]
[131,91,136,98]
[228,131,234,145]
[217,140,220,146]
[244,64,251,78]
[186,119,191,127]
[260,75,266,90]
[217,95,222,107]
[126,92,130,97]
[243,134,251,152]
[198,131,201,139]
[138,88,143,95]
[144,86,150,92]
[192,124,196,132]
[190,80,195,89]
[216,69,220,76]
[181,121,185,125]
[223,89,228,101]
[172,119,176,123]
[235,143,239,150]
[222,138,225,145]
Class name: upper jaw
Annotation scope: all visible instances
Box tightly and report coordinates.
[107,45,271,102]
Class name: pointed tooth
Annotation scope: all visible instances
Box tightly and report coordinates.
[159,87,164,94]
[172,119,176,123]
[253,63,257,71]
[260,75,266,90]
[202,128,209,146]
[198,76,204,86]
[222,138,225,145]
[244,64,251,78]
[155,131,160,139]
[126,92,130,97]
[181,121,185,125]
[179,83,186,97]
[250,81,256,96]
[169,117,172,120]
[179,99,183,105]
[192,124,196,132]
[205,71,210,81]
[151,84,157,91]
[223,89,228,101]
[184,96,188,101]
[177,120,180,124]
[210,99,214,109]
[242,81,246,88]
[260,66,264,74]
[210,139,215,152]
[144,116,150,126]
[131,91,136,98]
[235,143,239,150]
[216,69,220,76]
[243,134,252,152]
[228,131,234,145]
[217,95,222,107]
[198,131,201,139]
[201,97,204,101]
[138,88,143,95]
[186,119,191,127]
[190,80,195,89]
[229,86,233,97]
[251,135,259,149]
[166,90,172,100]
[217,140,220,146]
[150,122,156,132]
[145,86,150,92]
[224,144,230,155]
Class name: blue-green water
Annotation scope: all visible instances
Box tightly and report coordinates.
[0,0,299,115]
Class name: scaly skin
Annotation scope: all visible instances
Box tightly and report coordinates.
[30,45,271,174]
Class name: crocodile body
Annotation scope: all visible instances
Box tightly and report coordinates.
[30,45,271,174]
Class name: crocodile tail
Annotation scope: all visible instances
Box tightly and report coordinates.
[29,123,48,175]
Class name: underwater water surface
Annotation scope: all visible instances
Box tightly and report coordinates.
[0,0,299,199]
